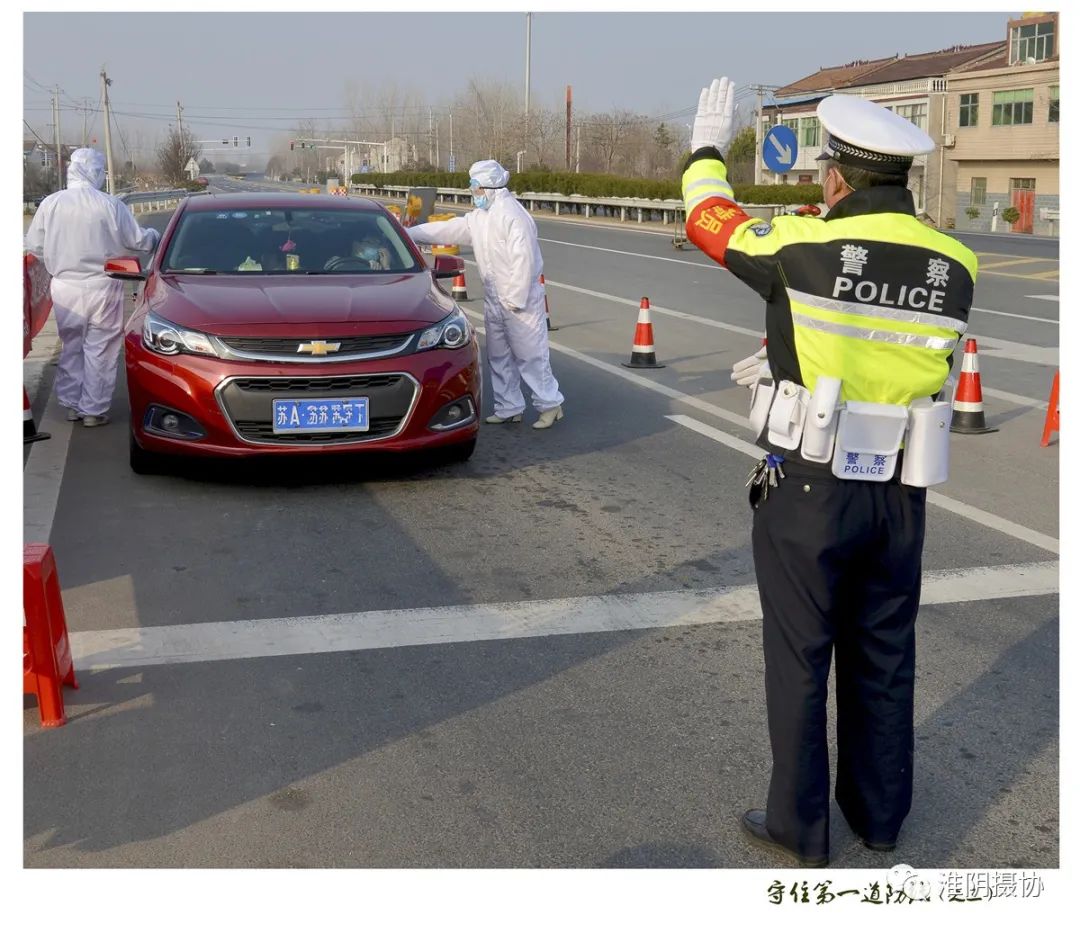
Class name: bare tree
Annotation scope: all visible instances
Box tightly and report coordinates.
[156,127,201,186]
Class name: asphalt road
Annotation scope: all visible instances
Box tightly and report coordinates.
[24,185,1059,869]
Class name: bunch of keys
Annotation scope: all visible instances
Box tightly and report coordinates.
[746,453,786,507]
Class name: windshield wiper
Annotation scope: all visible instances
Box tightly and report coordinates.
[163,268,218,275]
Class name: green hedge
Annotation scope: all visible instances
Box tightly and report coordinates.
[351,171,821,206]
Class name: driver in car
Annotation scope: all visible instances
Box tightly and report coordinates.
[325,234,390,271]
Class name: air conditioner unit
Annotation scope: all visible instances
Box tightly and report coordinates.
[942,134,956,148]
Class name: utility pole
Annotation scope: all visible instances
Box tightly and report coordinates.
[428,107,434,166]
[754,86,763,186]
[52,87,63,190]
[101,69,116,195]
[575,124,581,174]
[449,108,454,170]
[565,85,572,171]
[435,118,440,168]
[82,98,89,147]
[524,12,532,157]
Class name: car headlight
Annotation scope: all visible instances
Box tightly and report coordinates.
[417,308,471,351]
[142,312,219,357]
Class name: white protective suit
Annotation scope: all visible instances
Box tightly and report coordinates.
[24,148,160,417]
[407,161,563,419]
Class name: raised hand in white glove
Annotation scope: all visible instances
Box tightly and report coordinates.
[731,346,770,387]
[691,77,736,155]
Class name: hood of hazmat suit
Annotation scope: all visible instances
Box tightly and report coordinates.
[67,147,107,190]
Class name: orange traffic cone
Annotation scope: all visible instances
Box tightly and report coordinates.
[452,274,468,301]
[1040,370,1059,447]
[540,274,558,331]
[23,387,49,445]
[622,298,665,369]
[951,338,997,434]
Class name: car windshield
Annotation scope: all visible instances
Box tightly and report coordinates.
[160,207,421,275]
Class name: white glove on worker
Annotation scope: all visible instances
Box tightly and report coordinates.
[731,346,770,387]
[691,77,736,155]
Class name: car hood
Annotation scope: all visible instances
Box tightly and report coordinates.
[146,272,456,335]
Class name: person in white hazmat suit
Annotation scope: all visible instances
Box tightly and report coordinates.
[406,160,565,429]
[24,148,160,426]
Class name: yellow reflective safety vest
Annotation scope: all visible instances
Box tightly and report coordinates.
[682,150,977,406]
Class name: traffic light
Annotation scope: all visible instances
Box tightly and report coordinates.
[222,139,229,146]
[246,137,252,147]
[233,136,239,147]
[290,140,294,151]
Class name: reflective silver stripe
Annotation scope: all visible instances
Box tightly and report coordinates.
[787,287,967,335]
[791,312,957,351]
[684,178,735,214]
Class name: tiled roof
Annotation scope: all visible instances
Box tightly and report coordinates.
[775,56,895,96]
[775,41,1007,97]
[847,41,1006,84]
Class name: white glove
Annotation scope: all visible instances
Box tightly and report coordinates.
[731,346,770,387]
[691,77,736,155]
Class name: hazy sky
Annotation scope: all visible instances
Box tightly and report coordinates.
[23,10,1009,163]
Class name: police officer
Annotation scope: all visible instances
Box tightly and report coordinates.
[682,79,977,867]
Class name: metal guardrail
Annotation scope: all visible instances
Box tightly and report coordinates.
[121,189,209,214]
[349,183,794,227]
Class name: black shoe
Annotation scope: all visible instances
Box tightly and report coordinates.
[859,837,897,853]
[740,809,829,868]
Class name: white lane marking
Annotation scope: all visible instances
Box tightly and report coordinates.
[460,258,762,340]
[462,308,750,430]
[668,415,1059,554]
[925,492,1059,554]
[973,306,1058,325]
[1026,295,1060,303]
[70,559,1058,671]
[538,237,717,269]
[666,414,765,459]
[974,336,1058,366]
[23,394,77,544]
[474,293,1058,553]
[980,386,1049,409]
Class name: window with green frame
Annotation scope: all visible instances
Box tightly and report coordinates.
[992,88,1034,126]
[800,117,819,147]
[959,93,979,127]
[969,177,986,207]
[1049,85,1059,123]
[781,117,799,134]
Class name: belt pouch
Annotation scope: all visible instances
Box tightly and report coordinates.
[900,397,952,487]
[749,378,775,439]
[767,380,811,450]
[800,376,842,462]
[830,401,908,482]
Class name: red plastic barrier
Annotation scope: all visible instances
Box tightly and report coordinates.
[24,544,78,727]
[24,253,52,359]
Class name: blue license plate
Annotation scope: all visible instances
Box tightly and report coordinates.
[272,397,369,433]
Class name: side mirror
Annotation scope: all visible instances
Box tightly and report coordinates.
[104,257,146,280]
[433,254,464,280]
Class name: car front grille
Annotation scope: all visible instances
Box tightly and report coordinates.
[219,334,412,357]
[216,373,418,446]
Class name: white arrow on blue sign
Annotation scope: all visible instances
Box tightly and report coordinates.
[762,125,799,174]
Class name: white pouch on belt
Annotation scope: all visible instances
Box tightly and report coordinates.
[749,378,775,439]
[831,401,908,482]
[768,380,811,450]
[900,397,952,487]
[800,376,842,462]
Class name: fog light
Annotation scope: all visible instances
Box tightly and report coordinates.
[144,405,206,440]
[161,413,180,433]
[428,396,476,431]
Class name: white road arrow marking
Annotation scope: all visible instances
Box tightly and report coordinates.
[769,135,793,164]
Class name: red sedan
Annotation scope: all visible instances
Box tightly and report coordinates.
[112,194,480,473]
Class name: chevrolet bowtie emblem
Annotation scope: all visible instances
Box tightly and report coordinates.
[297,340,340,355]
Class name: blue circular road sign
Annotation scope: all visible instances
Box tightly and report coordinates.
[762,125,799,174]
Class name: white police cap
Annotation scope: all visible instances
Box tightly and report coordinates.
[815,95,934,176]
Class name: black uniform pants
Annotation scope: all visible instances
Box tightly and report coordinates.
[751,463,926,859]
